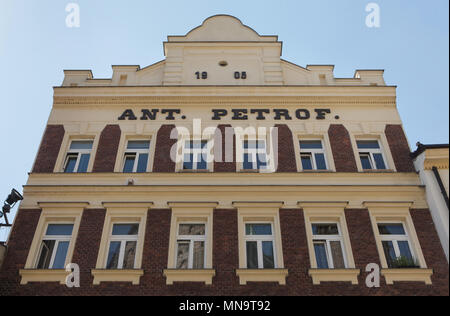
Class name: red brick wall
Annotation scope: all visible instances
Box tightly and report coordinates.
[275,125,297,172]
[328,124,358,172]
[0,208,448,296]
[214,125,236,172]
[92,125,121,172]
[0,209,41,295]
[385,125,415,172]
[153,125,177,172]
[32,125,65,173]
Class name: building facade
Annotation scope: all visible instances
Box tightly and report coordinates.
[0,15,448,296]
[412,143,449,263]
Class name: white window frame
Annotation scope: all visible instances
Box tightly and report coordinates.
[63,140,94,173]
[378,222,416,263]
[311,222,348,269]
[244,222,277,269]
[242,139,268,171]
[35,222,74,269]
[299,139,328,171]
[356,139,388,170]
[182,140,210,171]
[106,223,140,270]
[175,222,207,269]
[122,140,151,173]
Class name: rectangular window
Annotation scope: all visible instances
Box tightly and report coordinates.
[378,223,417,268]
[36,224,74,269]
[106,223,139,269]
[299,140,328,170]
[64,140,93,173]
[183,140,208,170]
[357,140,387,170]
[176,223,206,269]
[244,223,276,269]
[243,140,268,171]
[123,140,150,173]
[311,223,347,269]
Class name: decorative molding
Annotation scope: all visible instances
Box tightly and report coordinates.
[163,269,216,285]
[236,269,288,285]
[20,269,68,285]
[381,269,433,285]
[308,269,360,285]
[91,269,144,285]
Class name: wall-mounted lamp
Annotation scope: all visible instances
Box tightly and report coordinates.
[0,189,23,227]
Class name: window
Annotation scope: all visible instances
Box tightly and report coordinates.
[176,223,206,269]
[183,140,208,170]
[36,224,74,269]
[106,223,139,269]
[311,223,347,269]
[245,223,276,269]
[299,140,328,170]
[64,140,93,173]
[243,140,268,170]
[123,140,150,173]
[356,140,387,170]
[378,223,417,268]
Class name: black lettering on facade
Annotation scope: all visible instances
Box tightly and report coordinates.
[273,109,292,120]
[212,109,228,120]
[161,109,181,120]
[315,109,331,120]
[232,109,248,120]
[118,109,137,120]
[295,109,310,120]
[140,109,159,120]
[251,109,270,120]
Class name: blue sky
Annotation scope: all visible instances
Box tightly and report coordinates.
[0,0,448,240]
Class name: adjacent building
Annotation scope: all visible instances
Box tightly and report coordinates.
[412,143,449,262]
[0,15,448,296]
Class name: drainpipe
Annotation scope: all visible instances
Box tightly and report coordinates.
[432,166,449,210]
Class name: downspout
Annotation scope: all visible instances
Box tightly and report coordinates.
[432,166,449,210]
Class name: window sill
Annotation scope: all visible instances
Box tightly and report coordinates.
[19,269,68,285]
[381,268,433,285]
[91,269,144,285]
[308,269,360,285]
[163,269,216,285]
[359,169,395,173]
[177,170,212,173]
[236,269,289,285]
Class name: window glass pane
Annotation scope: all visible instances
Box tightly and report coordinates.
[357,140,380,149]
[398,241,413,261]
[136,154,148,172]
[312,224,339,235]
[46,224,74,236]
[243,153,253,170]
[300,140,322,149]
[246,241,258,269]
[176,242,190,269]
[314,242,329,269]
[70,141,93,150]
[246,224,272,235]
[197,153,208,170]
[330,241,346,269]
[378,224,406,235]
[123,155,136,172]
[315,153,327,170]
[193,241,205,269]
[64,155,77,173]
[106,241,121,269]
[52,241,70,269]
[257,153,267,169]
[373,153,386,170]
[382,241,397,268]
[183,154,193,170]
[178,224,205,236]
[127,141,150,150]
[244,140,265,149]
[360,154,373,170]
[112,224,139,236]
[186,140,208,149]
[262,241,275,269]
[301,154,313,170]
[123,241,137,269]
[37,240,55,269]
[77,154,90,172]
